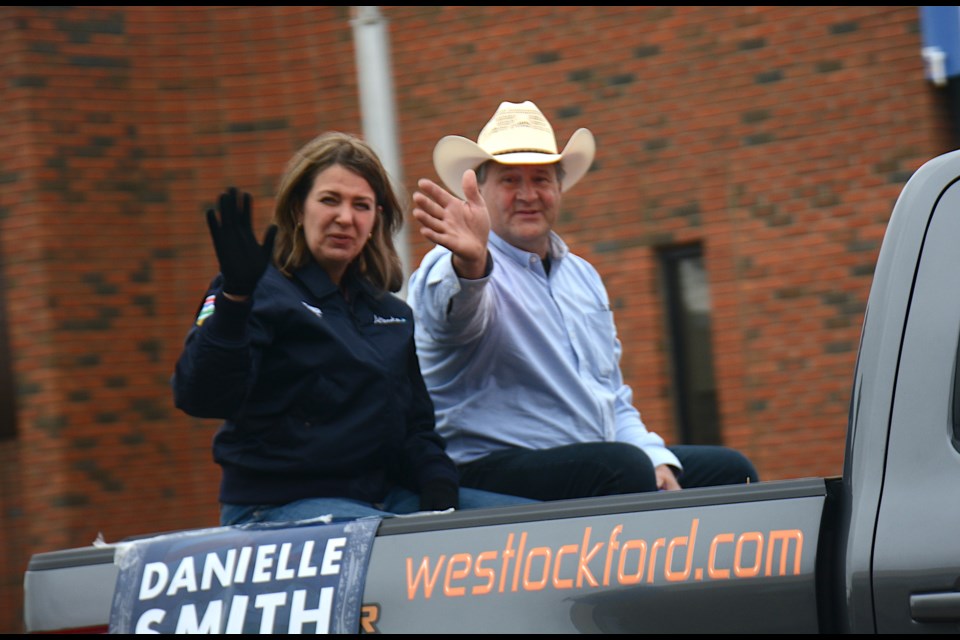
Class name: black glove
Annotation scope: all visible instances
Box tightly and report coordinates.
[205,187,278,297]
[419,479,460,512]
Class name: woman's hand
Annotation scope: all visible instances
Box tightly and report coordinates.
[205,187,278,297]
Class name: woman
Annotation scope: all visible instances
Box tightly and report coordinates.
[173,132,530,525]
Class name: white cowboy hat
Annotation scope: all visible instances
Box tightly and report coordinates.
[433,100,596,199]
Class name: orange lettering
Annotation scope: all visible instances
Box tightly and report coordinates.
[359,604,379,633]
[523,547,551,591]
[766,530,803,576]
[553,544,577,589]
[646,538,665,583]
[404,521,804,602]
[665,518,698,582]
[443,553,471,597]
[617,538,647,585]
[511,532,527,592]
[499,533,516,593]
[472,550,497,595]
[577,527,602,588]
[405,555,446,600]
[708,533,734,579]
[603,525,623,586]
[734,532,763,578]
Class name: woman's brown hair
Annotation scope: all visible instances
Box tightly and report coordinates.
[273,132,405,292]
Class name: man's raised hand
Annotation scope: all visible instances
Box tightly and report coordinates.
[412,170,490,279]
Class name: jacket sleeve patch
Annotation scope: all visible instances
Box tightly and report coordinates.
[195,295,216,326]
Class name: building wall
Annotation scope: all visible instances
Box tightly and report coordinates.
[0,6,949,631]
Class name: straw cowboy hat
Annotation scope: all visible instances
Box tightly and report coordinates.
[433,100,596,199]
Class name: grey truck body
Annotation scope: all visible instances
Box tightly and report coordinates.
[22,149,960,633]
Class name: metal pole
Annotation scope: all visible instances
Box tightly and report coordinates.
[350,6,409,297]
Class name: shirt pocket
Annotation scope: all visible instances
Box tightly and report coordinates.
[577,309,617,379]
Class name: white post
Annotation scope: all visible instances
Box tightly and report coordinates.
[351,6,409,297]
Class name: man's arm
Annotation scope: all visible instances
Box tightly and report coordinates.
[616,384,682,491]
[408,170,496,345]
[601,287,684,489]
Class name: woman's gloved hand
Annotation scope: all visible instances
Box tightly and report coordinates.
[205,187,278,297]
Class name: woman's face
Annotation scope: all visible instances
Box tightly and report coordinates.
[300,164,378,284]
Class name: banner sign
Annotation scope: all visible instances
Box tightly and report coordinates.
[107,517,380,634]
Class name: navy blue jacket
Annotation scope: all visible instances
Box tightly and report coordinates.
[172,261,458,506]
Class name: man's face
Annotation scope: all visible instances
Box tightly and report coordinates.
[478,162,561,258]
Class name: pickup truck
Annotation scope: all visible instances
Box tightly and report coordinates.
[21,147,960,634]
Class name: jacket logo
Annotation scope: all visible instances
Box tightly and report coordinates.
[373,314,406,324]
[301,301,323,318]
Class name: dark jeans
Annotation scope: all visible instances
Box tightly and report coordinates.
[458,442,758,501]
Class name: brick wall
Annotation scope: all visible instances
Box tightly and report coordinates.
[0,6,948,631]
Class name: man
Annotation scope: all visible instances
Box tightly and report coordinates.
[407,100,757,501]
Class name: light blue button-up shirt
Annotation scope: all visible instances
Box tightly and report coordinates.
[407,231,681,471]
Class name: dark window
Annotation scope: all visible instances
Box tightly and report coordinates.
[659,244,721,445]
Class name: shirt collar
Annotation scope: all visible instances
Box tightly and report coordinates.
[488,230,569,266]
[293,261,373,301]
